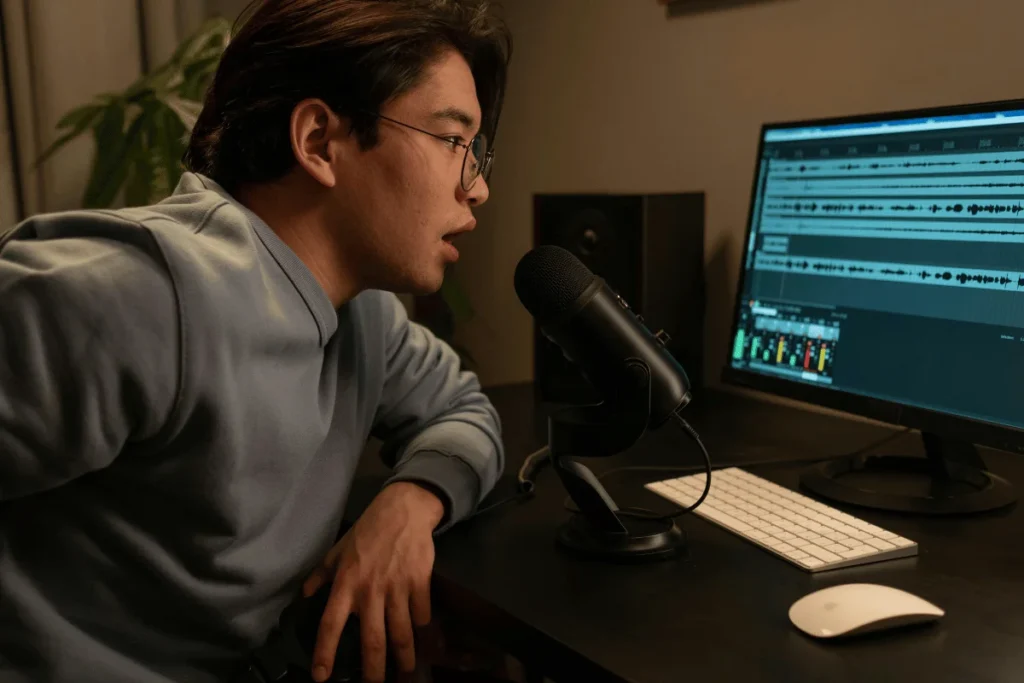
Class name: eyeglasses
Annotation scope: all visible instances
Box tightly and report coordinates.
[365,111,493,192]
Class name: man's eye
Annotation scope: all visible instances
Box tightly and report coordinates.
[443,136,464,150]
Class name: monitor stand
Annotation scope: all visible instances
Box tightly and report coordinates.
[799,432,1016,515]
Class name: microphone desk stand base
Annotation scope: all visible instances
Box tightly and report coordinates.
[546,366,686,563]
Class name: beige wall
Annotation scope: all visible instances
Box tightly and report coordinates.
[458,0,1024,388]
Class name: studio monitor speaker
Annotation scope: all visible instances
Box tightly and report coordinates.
[532,192,706,405]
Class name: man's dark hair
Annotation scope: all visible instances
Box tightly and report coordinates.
[183,0,512,193]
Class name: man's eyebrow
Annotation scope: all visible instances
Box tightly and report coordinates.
[429,106,476,130]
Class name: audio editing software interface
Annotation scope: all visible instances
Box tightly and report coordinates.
[731,106,1024,429]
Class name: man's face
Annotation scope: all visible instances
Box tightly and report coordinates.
[331,49,489,295]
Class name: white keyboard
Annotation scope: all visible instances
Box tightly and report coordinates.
[646,467,918,572]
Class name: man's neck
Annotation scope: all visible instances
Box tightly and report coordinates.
[236,180,357,308]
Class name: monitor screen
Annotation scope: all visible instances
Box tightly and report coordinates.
[727,100,1024,433]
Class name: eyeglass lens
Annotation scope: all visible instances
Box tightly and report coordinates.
[462,134,490,190]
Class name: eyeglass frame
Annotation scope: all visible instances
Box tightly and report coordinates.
[358,110,494,192]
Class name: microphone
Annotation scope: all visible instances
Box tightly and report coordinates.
[514,245,692,427]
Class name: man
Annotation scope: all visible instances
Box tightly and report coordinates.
[0,1,511,681]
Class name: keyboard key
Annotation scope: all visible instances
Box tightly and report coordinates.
[805,545,843,563]
[840,545,877,559]
[700,508,752,533]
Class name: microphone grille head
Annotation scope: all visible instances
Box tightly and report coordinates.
[514,245,596,323]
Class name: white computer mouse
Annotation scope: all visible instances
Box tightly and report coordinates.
[789,583,944,639]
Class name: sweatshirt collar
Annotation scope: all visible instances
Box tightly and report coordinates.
[176,172,339,345]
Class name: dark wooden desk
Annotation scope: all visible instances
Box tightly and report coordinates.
[351,383,1024,683]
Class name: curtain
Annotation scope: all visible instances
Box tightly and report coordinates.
[0,0,214,232]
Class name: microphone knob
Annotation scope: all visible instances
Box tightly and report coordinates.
[655,329,671,346]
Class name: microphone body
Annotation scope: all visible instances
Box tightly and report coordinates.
[514,245,692,427]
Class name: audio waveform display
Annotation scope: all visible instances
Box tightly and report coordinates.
[758,217,1024,243]
[769,151,1024,179]
[788,158,1024,173]
[766,175,1024,199]
[855,182,1024,189]
[757,148,1024,247]
[753,253,1024,292]
[764,200,1024,218]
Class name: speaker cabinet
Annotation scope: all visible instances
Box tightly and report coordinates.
[532,192,706,405]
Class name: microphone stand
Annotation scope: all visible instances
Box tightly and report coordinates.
[547,360,685,561]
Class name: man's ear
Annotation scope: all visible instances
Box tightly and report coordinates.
[290,98,346,188]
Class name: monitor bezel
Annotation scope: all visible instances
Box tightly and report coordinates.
[721,96,1024,456]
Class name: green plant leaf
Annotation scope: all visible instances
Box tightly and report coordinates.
[124,122,154,207]
[179,54,222,101]
[34,106,105,168]
[171,17,232,66]
[153,106,187,199]
[125,69,168,100]
[161,95,203,132]
[82,103,145,208]
[55,103,103,131]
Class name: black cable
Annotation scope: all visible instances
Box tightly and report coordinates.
[468,488,531,519]
[592,412,711,522]
[470,419,912,524]
[592,424,912,487]
[564,424,914,521]
[465,445,550,520]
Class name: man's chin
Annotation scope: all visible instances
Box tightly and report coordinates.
[400,271,446,297]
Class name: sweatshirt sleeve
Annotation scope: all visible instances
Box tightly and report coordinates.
[0,214,180,501]
[369,291,504,532]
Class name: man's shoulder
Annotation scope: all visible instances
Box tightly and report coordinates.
[0,208,171,293]
[2,172,266,298]
[0,209,182,361]
[1,172,239,259]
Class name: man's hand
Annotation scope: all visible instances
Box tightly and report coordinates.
[303,481,445,682]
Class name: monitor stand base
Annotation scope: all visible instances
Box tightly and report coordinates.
[800,432,1016,515]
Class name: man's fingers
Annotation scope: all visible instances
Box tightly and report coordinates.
[409,576,431,627]
[361,591,388,683]
[386,589,416,674]
[303,568,329,598]
[311,582,353,683]
[304,542,345,598]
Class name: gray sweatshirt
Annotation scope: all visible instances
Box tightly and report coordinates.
[0,172,503,682]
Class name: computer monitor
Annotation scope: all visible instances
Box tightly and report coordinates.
[722,98,1024,514]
